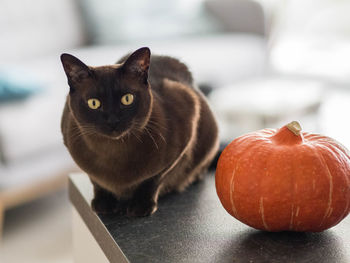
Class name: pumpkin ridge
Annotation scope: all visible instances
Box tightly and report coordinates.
[316,151,334,228]
[333,194,350,227]
[259,144,277,230]
[259,197,270,230]
[229,164,238,218]
[289,148,297,231]
[318,143,350,226]
[215,137,254,219]
[289,204,295,230]
[230,142,260,222]
[321,139,350,165]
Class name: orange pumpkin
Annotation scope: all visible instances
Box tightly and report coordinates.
[216,121,350,232]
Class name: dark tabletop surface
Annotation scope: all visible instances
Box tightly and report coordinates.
[69,173,350,263]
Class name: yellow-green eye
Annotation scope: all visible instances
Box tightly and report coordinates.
[87,98,101,109]
[121,94,134,106]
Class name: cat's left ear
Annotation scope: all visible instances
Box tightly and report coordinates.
[122,47,150,80]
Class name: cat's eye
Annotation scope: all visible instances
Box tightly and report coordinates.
[87,98,101,109]
[121,94,134,106]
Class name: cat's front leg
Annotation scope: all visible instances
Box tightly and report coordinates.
[127,175,161,217]
[91,181,127,215]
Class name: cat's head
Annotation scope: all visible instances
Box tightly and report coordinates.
[61,47,152,139]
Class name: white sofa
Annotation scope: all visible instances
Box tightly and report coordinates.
[0,0,267,231]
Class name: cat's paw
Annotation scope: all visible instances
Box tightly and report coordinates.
[126,199,158,217]
[91,197,126,215]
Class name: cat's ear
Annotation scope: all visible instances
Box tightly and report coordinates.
[122,47,150,79]
[60,53,91,83]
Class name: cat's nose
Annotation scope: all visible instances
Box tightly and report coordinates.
[106,116,120,129]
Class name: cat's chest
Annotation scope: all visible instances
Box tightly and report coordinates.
[68,135,166,181]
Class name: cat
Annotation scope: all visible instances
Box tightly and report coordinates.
[60,47,219,217]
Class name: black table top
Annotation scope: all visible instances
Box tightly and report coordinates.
[69,173,350,263]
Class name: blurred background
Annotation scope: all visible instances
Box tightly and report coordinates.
[0,0,349,262]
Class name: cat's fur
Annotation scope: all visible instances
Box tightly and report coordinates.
[60,47,219,216]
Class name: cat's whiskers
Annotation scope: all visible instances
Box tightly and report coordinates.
[144,126,159,150]
[69,132,85,146]
[157,131,166,143]
[68,125,97,146]
[109,128,132,142]
[147,119,168,132]
[146,122,166,144]
[131,130,143,144]
[129,121,144,144]
[70,131,92,146]
[130,119,166,148]
[67,127,85,145]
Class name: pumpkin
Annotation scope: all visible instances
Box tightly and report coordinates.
[216,121,350,232]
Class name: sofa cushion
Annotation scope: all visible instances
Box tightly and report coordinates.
[0,0,85,64]
[0,70,42,102]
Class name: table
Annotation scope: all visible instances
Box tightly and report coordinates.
[69,173,350,263]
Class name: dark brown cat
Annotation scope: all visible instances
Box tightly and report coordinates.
[60,47,219,216]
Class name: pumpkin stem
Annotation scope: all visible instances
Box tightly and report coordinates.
[286,121,302,136]
[271,121,303,145]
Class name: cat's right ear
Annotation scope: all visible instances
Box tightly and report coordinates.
[60,53,91,84]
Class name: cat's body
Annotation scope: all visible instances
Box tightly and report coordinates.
[61,48,219,216]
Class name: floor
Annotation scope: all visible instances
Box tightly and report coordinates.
[0,189,73,263]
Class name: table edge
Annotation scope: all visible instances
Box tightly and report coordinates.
[68,175,129,263]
